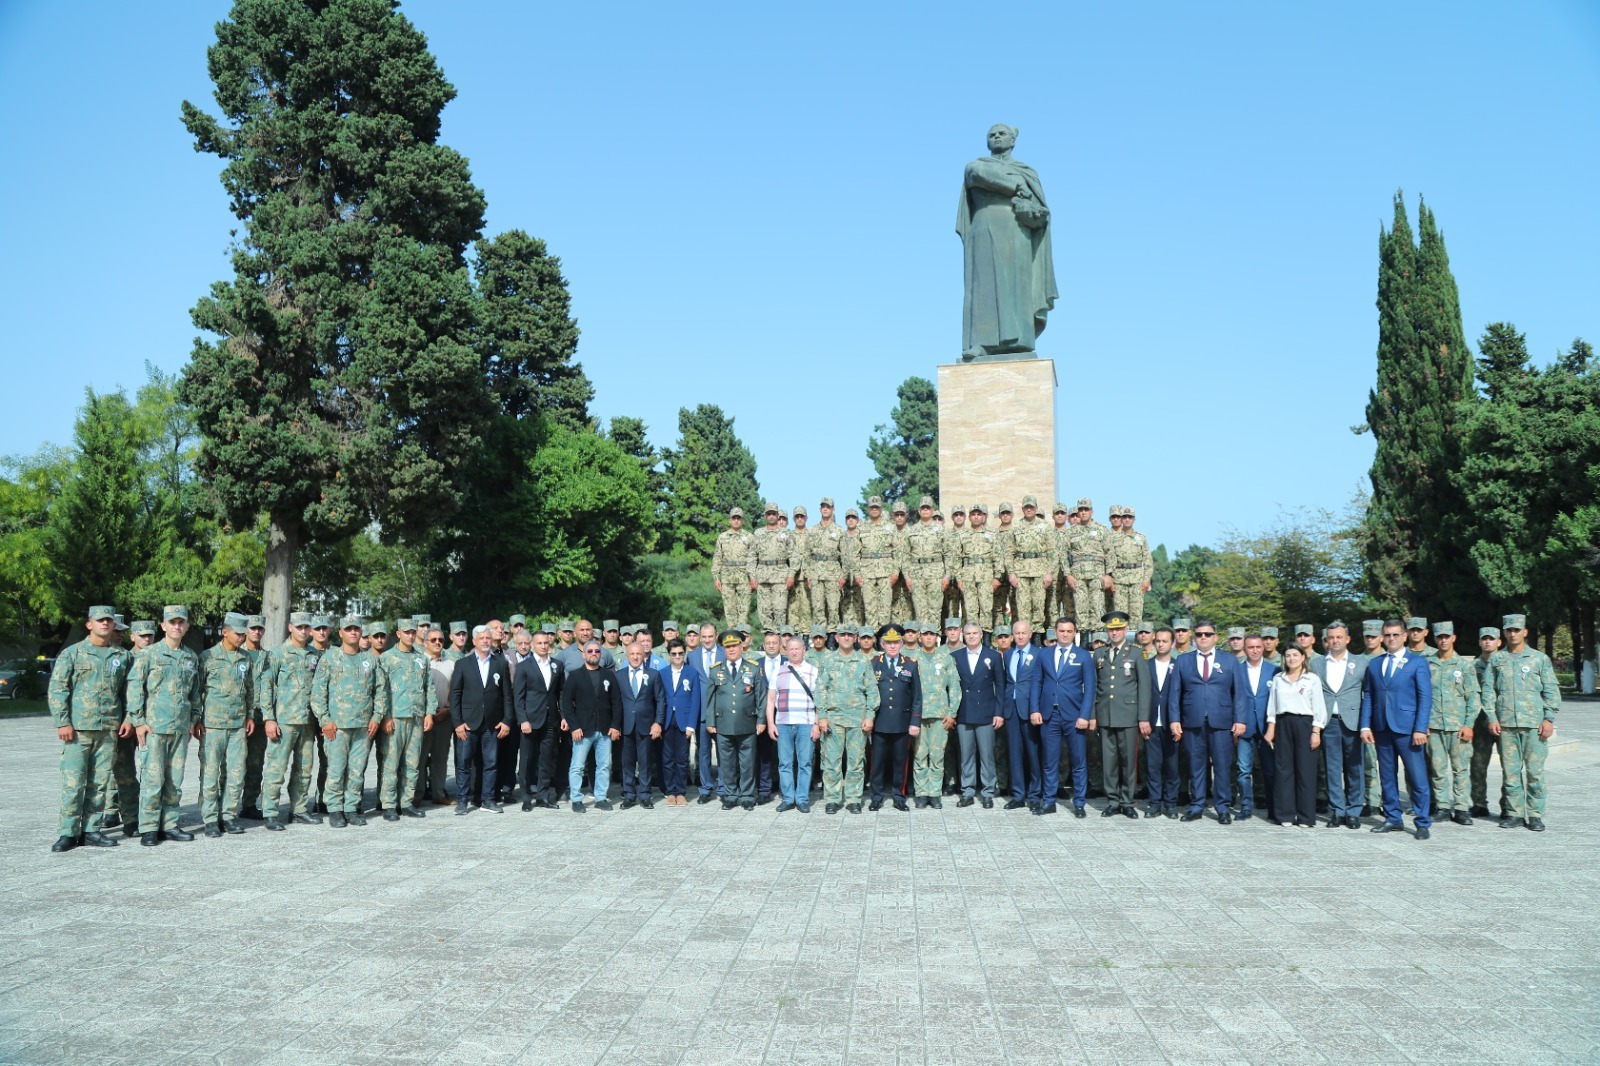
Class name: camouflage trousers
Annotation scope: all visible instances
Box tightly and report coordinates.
[241,714,267,811]
[1469,712,1506,813]
[995,580,1017,633]
[957,571,994,632]
[1497,727,1547,819]
[261,721,318,817]
[59,728,115,837]
[891,577,913,625]
[138,732,190,834]
[820,723,867,805]
[1044,574,1073,629]
[416,714,453,804]
[840,579,865,626]
[756,581,788,633]
[907,572,944,624]
[325,727,371,815]
[1070,575,1106,638]
[860,576,894,629]
[1112,581,1144,631]
[720,578,751,629]
[809,575,844,628]
[1426,729,1471,812]
[1012,576,1046,633]
[379,716,424,810]
[99,731,139,826]
[788,581,812,631]
[200,725,247,824]
[911,717,949,797]
[943,583,965,629]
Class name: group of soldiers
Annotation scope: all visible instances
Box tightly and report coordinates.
[711,494,1153,639]
[45,592,1561,851]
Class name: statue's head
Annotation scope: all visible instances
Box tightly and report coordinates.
[987,124,1017,152]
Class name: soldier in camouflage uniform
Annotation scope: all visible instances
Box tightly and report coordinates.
[752,502,798,634]
[1261,625,1283,666]
[904,496,948,623]
[1065,498,1112,640]
[888,501,914,623]
[941,505,967,622]
[126,606,203,845]
[712,508,755,629]
[377,617,431,820]
[1006,496,1055,638]
[1043,503,1073,628]
[1425,621,1479,825]
[804,498,848,630]
[1109,506,1154,630]
[818,625,880,813]
[1405,617,1437,660]
[1481,613,1560,832]
[1469,626,1506,818]
[840,507,865,626]
[855,497,900,629]
[239,615,270,819]
[99,618,155,832]
[197,613,257,836]
[312,615,388,828]
[787,506,814,630]
[953,504,1000,635]
[909,622,960,807]
[443,620,469,662]
[48,605,132,852]
[258,611,323,829]
[991,503,1017,631]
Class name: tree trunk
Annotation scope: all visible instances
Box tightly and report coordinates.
[262,512,300,650]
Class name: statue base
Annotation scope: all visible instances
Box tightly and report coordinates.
[937,358,1057,516]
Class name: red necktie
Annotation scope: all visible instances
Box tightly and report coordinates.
[1201,654,1211,681]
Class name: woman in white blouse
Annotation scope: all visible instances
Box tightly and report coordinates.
[1263,645,1327,827]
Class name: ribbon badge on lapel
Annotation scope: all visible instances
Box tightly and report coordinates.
[603,678,610,691]
[493,672,500,685]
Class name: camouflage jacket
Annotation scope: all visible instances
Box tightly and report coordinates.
[904,521,947,578]
[126,642,202,734]
[311,648,387,729]
[817,651,880,727]
[48,639,131,730]
[379,643,432,719]
[1481,647,1560,728]
[1428,653,1481,731]
[260,641,321,725]
[911,647,961,720]
[199,645,256,730]
[1007,517,1055,579]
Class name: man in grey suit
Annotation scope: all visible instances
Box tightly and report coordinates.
[1311,621,1368,829]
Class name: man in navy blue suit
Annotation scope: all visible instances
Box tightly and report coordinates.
[656,639,702,805]
[616,642,667,809]
[1035,618,1096,816]
[1361,619,1434,838]
[1165,620,1247,823]
[1001,621,1043,811]
[1144,627,1181,818]
[953,622,1005,807]
[689,622,725,804]
[1235,634,1280,820]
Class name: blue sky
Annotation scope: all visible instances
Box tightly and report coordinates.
[2,1,1596,552]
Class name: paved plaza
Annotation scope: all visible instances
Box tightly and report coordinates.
[1,705,1597,1066]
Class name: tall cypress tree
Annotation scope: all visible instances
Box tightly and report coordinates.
[178,0,490,643]
[862,376,940,505]
[1361,192,1483,618]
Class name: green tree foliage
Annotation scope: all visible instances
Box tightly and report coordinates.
[863,376,939,506]
[178,0,491,644]
[1360,193,1483,620]
[474,229,592,429]
[660,405,762,559]
[0,447,71,647]
[606,416,667,552]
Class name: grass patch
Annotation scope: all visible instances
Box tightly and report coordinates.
[0,698,49,717]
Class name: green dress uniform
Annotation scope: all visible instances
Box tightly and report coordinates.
[311,648,386,816]
[198,643,256,827]
[259,640,322,820]
[126,642,203,834]
[378,642,431,812]
[1426,652,1480,817]
[702,655,767,805]
[817,650,879,809]
[1093,639,1148,812]
[1481,642,1561,826]
[49,637,132,839]
[909,646,960,801]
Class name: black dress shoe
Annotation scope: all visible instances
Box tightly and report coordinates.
[203,824,223,838]
[592,800,612,812]
[893,798,909,812]
[621,798,637,810]
[50,836,79,853]
[697,793,715,805]
[1416,826,1430,840]
[346,812,367,826]
[1236,810,1252,821]
[1100,805,1117,817]
[640,800,654,810]
[825,803,841,814]
[929,798,943,810]
[123,823,140,837]
[163,827,194,841]
[293,812,322,825]
[81,831,118,848]
[1326,817,1341,828]
[1528,817,1545,832]
[571,801,586,813]
[402,807,425,818]
[1004,799,1026,811]
[957,796,975,808]
[846,803,863,814]
[1499,816,1526,829]
[1218,812,1233,825]
[776,801,795,813]
[240,806,265,821]
[1164,806,1178,819]
[1345,816,1360,829]
[740,801,755,811]
[1370,822,1404,833]
[264,818,286,831]
[1143,806,1162,819]
[981,797,994,809]
[722,800,737,810]
[522,800,534,811]
[757,795,774,805]
[1040,803,1058,816]
[1072,805,1085,818]
[140,831,162,846]
[1123,806,1139,819]
[1180,811,1203,822]
[1452,810,1473,825]
[1468,804,1490,818]
[869,800,884,812]
[382,810,401,822]
[913,797,926,809]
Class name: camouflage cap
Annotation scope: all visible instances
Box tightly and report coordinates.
[508,614,527,627]
[764,501,780,514]
[602,619,619,631]
[1479,626,1500,639]
[163,605,189,623]
[933,511,944,521]
[1431,621,1454,637]
[810,624,826,638]
[1076,497,1093,510]
[736,624,752,635]
[1172,618,1192,630]
[558,619,575,631]
[857,626,875,639]
[222,612,249,632]
[1405,616,1428,631]
[539,623,558,635]
[1021,494,1038,509]
[902,620,920,633]
[779,625,794,637]
[777,509,788,520]
[845,506,860,519]
[396,617,416,633]
[1294,623,1314,636]
[891,500,908,514]
[1124,505,1136,518]
[1502,613,1527,630]
[88,605,116,621]
[998,501,1014,515]
[792,505,807,518]
[620,625,635,637]
[949,502,966,515]
[1362,619,1383,636]
[450,620,468,635]
[312,614,333,629]
[729,506,744,519]
[968,502,987,515]
[1135,620,1154,634]
[289,611,314,626]
[1105,504,1120,517]
[918,495,935,509]
[867,495,884,509]
[1260,625,1279,638]
[1227,627,1246,639]
[1090,631,1108,644]
[130,620,157,635]
[246,615,265,629]
[820,496,835,508]
[945,617,963,629]
[993,623,1012,637]
[113,614,128,631]
[414,614,432,626]
[365,620,389,637]
[662,620,680,631]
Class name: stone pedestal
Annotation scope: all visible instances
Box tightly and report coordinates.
[937,359,1057,515]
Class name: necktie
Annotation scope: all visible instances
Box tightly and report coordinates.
[1201,653,1211,681]
[632,669,640,695]
[1055,648,1063,673]
[1387,654,1398,678]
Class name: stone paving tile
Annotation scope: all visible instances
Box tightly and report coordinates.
[1,703,1598,1064]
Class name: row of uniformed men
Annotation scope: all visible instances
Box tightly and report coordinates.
[710,494,1154,640]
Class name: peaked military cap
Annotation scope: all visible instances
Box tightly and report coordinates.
[1502,613,1527,630]
[1103,611,1130,629]
[877,624,904,643]
[88,605,116,621]
[820,496,835,508]
[246,615,265,629]
[163,605,189,622]
[1479,626,1500,639]
[450,620,468,635]
[1405,616,1428,631]
[719,630,743,648]
[222,612,249,632]
[1021,494,1038,509]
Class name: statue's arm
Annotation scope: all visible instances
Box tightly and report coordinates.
[966,159,1023,196]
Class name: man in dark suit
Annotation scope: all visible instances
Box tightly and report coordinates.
[513,625,564,810]
[657,639,702,804]
[449,624,513,815]
[1037,618,1096,816]
[1235,633,1280,820]
[689,622,725,804]
[868,625,922,811]
[1165,619,1247,823]
[1311,621,1369,828]
[616,642,667,809]
[953,622,1006,807]
[1360,619,1434,838]
[1001,620,1044,811]
[1093,612,1143,818]
[559,639,623,813]
[1144,627,1180,818]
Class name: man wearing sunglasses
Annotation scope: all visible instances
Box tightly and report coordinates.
[1165,620,1248,824]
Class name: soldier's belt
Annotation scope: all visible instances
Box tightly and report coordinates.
[720,561,748,568]
[757,557,786,565]
[1016,551,1048,560]
[1074,556,1106,565]
[809,554,837,563]
[861,551,893,559]
[1116,563,1142,570]
[911,556,941,565]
